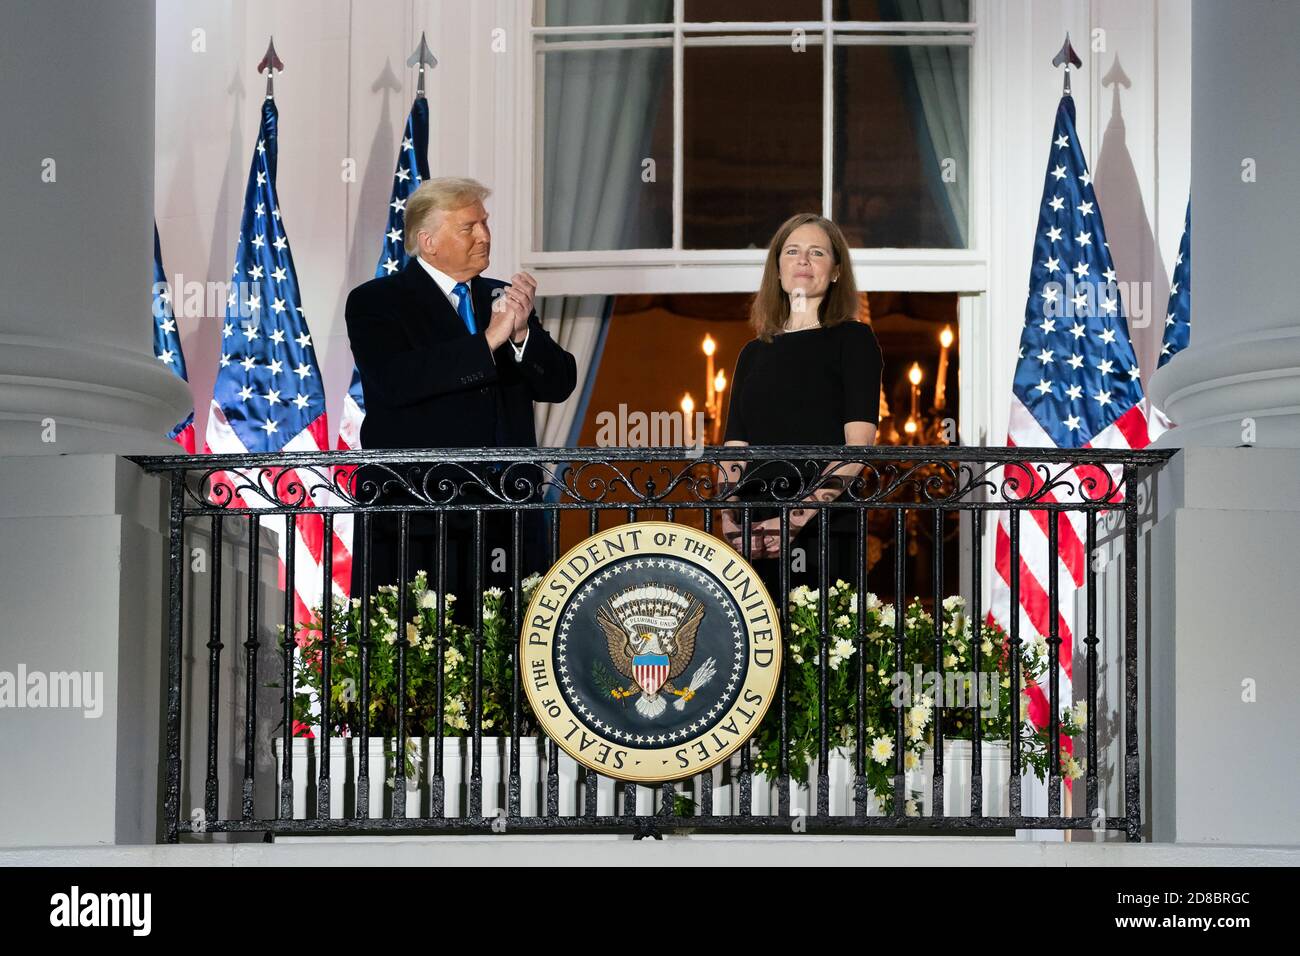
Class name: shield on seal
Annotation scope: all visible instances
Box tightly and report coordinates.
[632,654,670,695]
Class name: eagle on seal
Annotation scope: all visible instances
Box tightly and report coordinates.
[596,584,716,719]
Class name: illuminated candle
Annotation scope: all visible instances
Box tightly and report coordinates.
[681,392,695,446]
[936,325,953,410]
[712,371,727,443]
[703,336,716,413]
[908,362,922,428]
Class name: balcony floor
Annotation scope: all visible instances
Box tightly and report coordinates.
[3,837,1297,867]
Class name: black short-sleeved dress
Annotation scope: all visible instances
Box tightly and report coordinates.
[722,319,884,595]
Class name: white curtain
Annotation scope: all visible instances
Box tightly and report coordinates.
[531,0,674,446]
[533,295,610,446]
[886,0,970,247]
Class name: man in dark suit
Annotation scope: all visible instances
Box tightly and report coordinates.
[345,176,576,607]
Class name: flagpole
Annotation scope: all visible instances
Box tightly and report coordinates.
[1052,33,1082,97]
[1051,29,1082,844]
[408,31,438,98]
[257,37,284,100]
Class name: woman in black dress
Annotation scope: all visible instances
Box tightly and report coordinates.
[719,213,883,599]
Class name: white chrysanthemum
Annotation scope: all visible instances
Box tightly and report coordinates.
[981,639,994,655]
[419,590,437,609]
[943,595,966,612]
[905,799,919,817]
[792,652,804,665]
[806,589,820,603]
[522,572,542,594]
[865,592,881,612]
[483,608,496,622]
[833,637,855,660]
[943,653,958,669]
[879,606,895,628]
[486,586,504,598]
[870,736,894,765]
[1072,700,1087,727]
[904,751,919,771]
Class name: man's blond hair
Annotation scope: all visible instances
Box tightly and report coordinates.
[403,177,492,256]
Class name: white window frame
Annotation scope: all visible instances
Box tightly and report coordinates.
[515,0,992,452]
[518,0,987,298]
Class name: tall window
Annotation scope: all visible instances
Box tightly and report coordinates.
[531,0,974,255]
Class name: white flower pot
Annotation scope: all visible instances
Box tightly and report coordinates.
[507,736,542,817]
[273,735,468,820]
[475,736,502,815]
[539,741,581,816]
[920,739,1019,817]
[811,746,854,816]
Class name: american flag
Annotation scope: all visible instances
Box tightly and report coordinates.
[1158,198,1191,368]
[332,94,431,591]
[203,95,344,636]
[986,93,1158,777]
[152,224,196,453]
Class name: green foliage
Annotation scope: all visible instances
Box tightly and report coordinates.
[285,570,543,739]
[751,581,1087,814]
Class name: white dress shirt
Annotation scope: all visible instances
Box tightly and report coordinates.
[415,256,529,361]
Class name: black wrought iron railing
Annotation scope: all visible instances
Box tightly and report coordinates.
[129,445,1174,842]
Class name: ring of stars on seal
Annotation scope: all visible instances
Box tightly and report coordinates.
[521,522,781,784]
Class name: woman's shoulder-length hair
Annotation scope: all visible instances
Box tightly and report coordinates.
[749,213,861,342]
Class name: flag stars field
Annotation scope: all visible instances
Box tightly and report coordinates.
[1012,93,1144,448]
[207,95,325,449]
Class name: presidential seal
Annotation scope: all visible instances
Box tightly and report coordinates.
[520,521,781,784]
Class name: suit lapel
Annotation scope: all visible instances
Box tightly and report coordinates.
[399,258,465,343]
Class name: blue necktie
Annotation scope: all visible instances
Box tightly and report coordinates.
[451,282,477,333]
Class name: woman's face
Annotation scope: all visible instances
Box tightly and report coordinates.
[778,223,839,308]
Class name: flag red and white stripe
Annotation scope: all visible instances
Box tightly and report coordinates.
[986,91,1168,778]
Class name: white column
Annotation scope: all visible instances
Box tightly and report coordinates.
[0,0,190,456]
[1147,0,1300,449]
[0,0,189,848]
[1143,0,1300,848]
